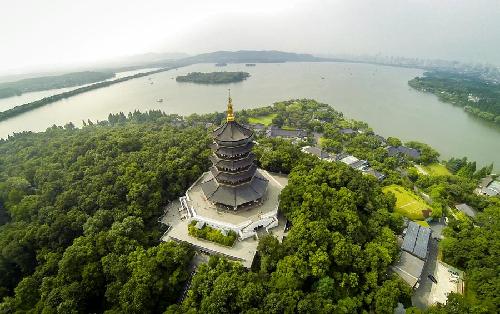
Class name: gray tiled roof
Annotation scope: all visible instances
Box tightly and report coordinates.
[340,128,356,134]
[211,142,254,157]
[210,164,258,184]
[210,153,256,171]
[201,171,269,207]
[266,126,307,138]
[413,227,431,260]
[350,160,368,170]
[481,186,499,196]
[334,152,350,161]
[364,169,386,180]
[402,221,431,260]
[392,251,425,288]
[489,181,500,192]
[387,146,400,157]
[455,203,477,218]
[213,121,253,145]
[402,222,419,252]
[302,146,331,159]
[479,176,493,188]
[387,146,421,159]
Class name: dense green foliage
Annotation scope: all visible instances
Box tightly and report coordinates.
[240,100,499,312]
[403,155,494,213]
[0,88,20,100]
[172,161,412,313]
[176,72,250,84]
[0,98,498,313]
[238,99,345,131]
[239,99,430,182]
[409,71,500,124]
[0,111,212,312]
[405,141,440,164]
[0,67,178,123]
[0,72,115,99]
[445,156,493,179]
[411,172,487,214]
[243,99,493,213]
[188,221,237,247]
[440,200,500,313]
[253,137,310,174]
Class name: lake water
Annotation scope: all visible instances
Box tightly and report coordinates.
[0,67,160,111]
[0,62,499,170]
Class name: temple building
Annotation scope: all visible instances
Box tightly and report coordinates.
[160,93,287,267]
[201,94,269,209]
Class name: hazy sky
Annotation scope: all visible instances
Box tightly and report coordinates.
[1,0,500,75]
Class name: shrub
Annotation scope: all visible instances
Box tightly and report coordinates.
[188,221,237,246]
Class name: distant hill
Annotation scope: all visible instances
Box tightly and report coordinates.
[177,50,328,64]
[98,52,190,70]
[119,52,189,64]
[0,50,327,99]
[0,71,115,99]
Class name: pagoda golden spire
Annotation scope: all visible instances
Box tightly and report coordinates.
[226,89,235,122]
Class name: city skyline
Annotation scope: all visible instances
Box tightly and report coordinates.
[1,0,500,75]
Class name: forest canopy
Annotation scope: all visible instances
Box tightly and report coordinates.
[171,161,412,313]
[0,100,498,313]
[0,111,211,313]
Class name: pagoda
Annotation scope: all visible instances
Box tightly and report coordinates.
[201,92,269,210]
[162,93,287,266]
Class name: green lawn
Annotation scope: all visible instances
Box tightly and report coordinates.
[415,220,430,228]
[423,163,451,176]
[248,113,277,126]
[383,184,431,220]
[318,137,326,146]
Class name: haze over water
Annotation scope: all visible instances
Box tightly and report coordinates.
[0,62,499,170]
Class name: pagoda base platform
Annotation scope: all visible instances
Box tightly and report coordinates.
[184,169,286,238]
[159,170,288,267]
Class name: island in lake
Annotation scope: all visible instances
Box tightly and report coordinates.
[175,71,250,84]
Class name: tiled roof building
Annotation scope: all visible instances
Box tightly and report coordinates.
[201,93,268,209]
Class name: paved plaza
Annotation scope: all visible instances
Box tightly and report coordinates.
[186,170,286,227]
[160,171,288,268]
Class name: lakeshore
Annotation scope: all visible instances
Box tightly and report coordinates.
[0,62,498,170]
